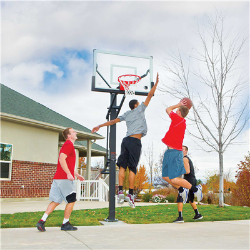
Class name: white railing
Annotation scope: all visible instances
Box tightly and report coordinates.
[77,178,109,202]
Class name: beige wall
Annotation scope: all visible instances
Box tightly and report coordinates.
[1,120,59,164]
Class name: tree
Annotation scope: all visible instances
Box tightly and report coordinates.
[205,170,236,194]
[143,142,155,186]
[232,153,250,206]
[160,13,248,206]
[134,165,149,195]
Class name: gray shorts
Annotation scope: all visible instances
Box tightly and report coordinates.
[49,180,76,204]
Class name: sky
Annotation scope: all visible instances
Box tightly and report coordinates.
[1,0,249,183]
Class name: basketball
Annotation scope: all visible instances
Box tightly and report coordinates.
[180,97,192,109]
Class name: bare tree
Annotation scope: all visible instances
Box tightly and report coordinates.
[143,142,155,186]
[159,13,249,206]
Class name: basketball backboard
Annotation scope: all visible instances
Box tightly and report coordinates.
[92,49,153,96]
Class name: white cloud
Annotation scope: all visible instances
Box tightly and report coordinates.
[1,1,249,183]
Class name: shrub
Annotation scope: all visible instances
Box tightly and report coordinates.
[151,194,168,203]
[152,187,178,197]
[142,192,153,202]
[166,194,176,203]
[232,153,250,206]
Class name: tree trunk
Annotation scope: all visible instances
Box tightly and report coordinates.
[219,150,224,207]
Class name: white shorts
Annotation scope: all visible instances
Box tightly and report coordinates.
[49,180,76,204]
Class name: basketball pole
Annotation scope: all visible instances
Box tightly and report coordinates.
[106,93,118,222]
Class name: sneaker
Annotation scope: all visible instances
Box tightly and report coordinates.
[125,194,135,208]
[179,188,189,204]
[117,190,124,204]
[193,214,203,220]
[36,220,46,232]
[61,221,78,231]
[194,184,203,202]
[173,217,184,223]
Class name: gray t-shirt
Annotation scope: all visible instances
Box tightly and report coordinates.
[118,103,147,137]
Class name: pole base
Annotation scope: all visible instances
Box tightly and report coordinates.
[104,218,118,222]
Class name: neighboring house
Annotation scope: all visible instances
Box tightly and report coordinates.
[0,84,106,199]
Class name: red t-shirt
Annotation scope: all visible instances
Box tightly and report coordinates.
[162,111,186,151]
[53,140,76,179]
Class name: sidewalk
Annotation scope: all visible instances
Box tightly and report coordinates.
[1,199,249,249]
[0,198,170,214]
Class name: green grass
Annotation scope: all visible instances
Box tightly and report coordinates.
[1,204,250,229]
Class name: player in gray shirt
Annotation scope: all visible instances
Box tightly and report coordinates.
[92,73,159,208]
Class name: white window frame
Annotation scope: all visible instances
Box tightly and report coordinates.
[0,142,13,181]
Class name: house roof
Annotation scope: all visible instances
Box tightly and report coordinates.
[0,84,106,154]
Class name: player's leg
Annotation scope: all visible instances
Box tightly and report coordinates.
[60,180,78,231]
[124,170,136,208]
[173,194,184,223]
[125,137,142,208]
[117,138,129,204]
[37,180,62,232]
[189,192,203,220]
[162,176,180,189]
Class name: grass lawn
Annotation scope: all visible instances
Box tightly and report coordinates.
[1,204,250,229]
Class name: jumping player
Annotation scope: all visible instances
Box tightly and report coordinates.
[173,145,203,223]
[92,73,159,208]
[36,128,84,232]
[161,101,202,204]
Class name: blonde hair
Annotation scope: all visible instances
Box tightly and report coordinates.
[179,106,189,118]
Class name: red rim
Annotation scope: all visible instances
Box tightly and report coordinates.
[118,74,141,85]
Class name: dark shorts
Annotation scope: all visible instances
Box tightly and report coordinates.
[117,137,142,174]
[162,149,186,179]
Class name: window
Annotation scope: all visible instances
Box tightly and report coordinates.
[0,143,13,180]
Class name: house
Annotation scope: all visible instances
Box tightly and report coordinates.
[0,84,107,199]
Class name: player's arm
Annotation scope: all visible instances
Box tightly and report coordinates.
[59,153,74,180]
[74,171,85,181]
[91,118,120,133]
[166,99,188,115]
[144,73,159,106]
[183,157,190,174]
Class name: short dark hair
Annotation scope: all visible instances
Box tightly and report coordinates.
[62,127,72,140]
[129,99,138,110]
[183,145,188,151]
[179,106,189,118]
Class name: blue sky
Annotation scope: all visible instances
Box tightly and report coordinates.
[1,0,249,182]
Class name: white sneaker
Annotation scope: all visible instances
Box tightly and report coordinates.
[194,184,203,202]
[117,191,124,204]
[179,188,189,204]
[125,194,135,208]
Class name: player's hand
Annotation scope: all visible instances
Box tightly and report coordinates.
[76,175,85,181]
[179,100,187,106]
[67,173,74,181]
[91,126,100,133]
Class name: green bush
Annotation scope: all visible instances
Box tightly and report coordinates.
[166,194,176,203]
[142,192,153,202]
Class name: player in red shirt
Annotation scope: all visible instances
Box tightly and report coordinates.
[162,102,202,204]
[36,128,84,232]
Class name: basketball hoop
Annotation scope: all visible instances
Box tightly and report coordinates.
[118,74,141,96]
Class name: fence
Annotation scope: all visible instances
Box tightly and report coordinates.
[76,178,109,202]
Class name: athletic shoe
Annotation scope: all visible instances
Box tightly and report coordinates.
[173,217,184,223]
[179,188,189,204]
[36,220,46,232]
[193,214,203,220]
[125,194,135,209]
[117,190,124,204]
[61,222,78,231]
[194,184,203,202]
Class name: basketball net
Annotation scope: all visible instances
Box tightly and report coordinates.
[118,74,141,96]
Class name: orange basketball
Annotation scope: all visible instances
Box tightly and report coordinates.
[180,97,192,109]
